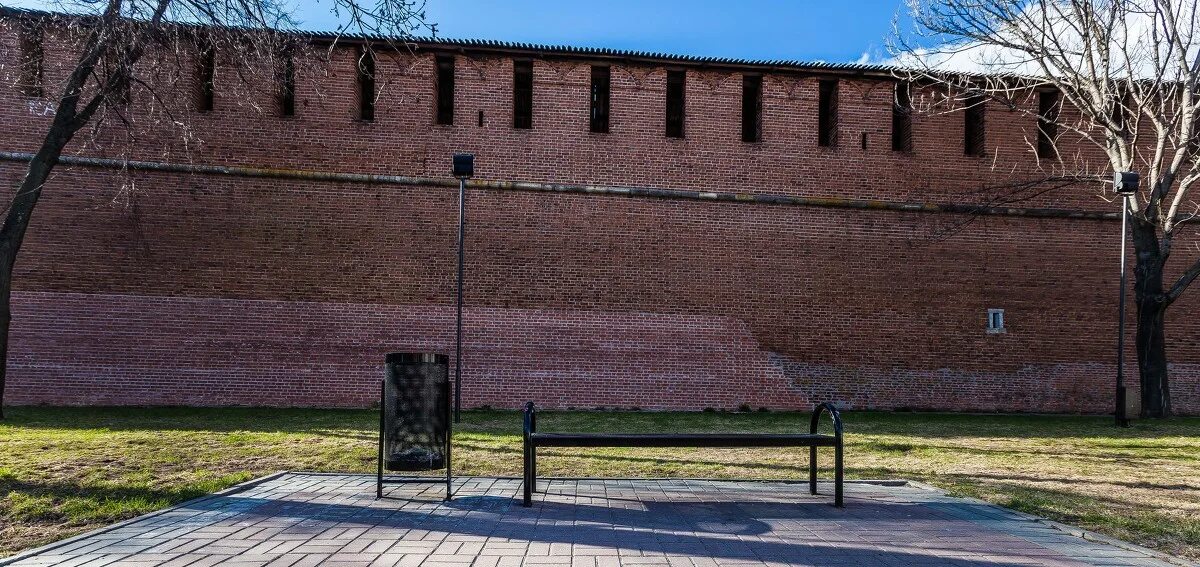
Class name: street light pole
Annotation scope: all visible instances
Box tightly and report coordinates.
[1116,194,1130,428]
[1113,171,1138,428]
[454,176,465,424]
[451,154,475,424]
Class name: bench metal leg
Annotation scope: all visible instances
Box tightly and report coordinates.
[377,381,385,499]
[530,409,538,493]
[834,441,844,507]
[531,447,538,493]
[808,445,817,495]
[376,463,383,499]
[522,437,532,506]
[810,402,845,507]
[523,402,534,507]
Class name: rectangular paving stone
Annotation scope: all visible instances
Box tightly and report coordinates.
[3,474,1186,567]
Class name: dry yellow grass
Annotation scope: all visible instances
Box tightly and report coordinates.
[0,407,1196,559]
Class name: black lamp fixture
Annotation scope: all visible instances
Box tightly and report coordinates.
[1114,171,1139,195]
[453,153,475,179]
[452,153,474,423]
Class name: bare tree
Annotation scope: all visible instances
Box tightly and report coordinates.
[0,0,431,419]
[894,0,1200,418]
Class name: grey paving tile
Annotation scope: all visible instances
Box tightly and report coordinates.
[2,474,1187,567]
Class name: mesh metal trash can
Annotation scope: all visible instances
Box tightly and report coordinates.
[377,352,452,500]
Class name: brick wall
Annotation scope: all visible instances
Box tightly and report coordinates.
[1,25,1197,413]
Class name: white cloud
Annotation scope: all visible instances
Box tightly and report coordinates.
[888,0,1199,80]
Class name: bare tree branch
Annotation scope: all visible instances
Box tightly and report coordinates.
[893,0,1200,417]
[0,0,430,420]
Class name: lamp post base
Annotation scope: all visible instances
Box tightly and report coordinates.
[1116,385,1129,427]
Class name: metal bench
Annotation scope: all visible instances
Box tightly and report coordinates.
[521,402,844,507]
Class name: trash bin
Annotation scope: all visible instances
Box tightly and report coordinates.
[380,353,449,471]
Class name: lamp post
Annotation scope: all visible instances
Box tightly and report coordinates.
[452,153,474,424]
[1113,170,1138,428]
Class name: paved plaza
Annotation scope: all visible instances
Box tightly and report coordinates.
[1,473,1187,567]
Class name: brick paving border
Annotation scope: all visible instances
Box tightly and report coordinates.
[900,481,1197,567]
[0,472,292,566]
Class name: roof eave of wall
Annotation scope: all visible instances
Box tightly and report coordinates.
[5,6,1057,85]
[0,4,916,80]
[310,33,908,80]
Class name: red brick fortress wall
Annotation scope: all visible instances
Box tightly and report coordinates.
[0,167,1194,413]
[1,26,1197,413]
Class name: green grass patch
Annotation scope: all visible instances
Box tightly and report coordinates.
[0,407,1197,559]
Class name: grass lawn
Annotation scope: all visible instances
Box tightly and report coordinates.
[0,408,1197,560]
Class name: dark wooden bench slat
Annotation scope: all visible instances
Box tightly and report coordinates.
[529,432,839,448]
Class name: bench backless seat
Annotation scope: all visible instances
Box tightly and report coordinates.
[521,402,845,507]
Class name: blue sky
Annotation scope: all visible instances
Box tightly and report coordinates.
[337,0,913,63]
[10,0,911,63]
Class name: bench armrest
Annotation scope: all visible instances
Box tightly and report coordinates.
[524,401,537,438]
[809,402,843,441]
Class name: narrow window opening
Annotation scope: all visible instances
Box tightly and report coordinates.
[892,81,913,152]
[357,47,375,121]
[280,49,296,117]
[741,74,763,143]
[665,70,685,138]
[818,79,838,147]
[590,65,610,133]
[1037,90,1060,158]
[964,94,986,156]
[987,309,1006,333]
[18,21,43,98]
[197,40,215,112]
[512,59,533,129]
[435,55,455,125]
[860,132,868,151]
[478,110,484,127]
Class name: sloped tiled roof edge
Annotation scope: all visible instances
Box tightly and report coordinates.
[0,5,908,79]
[314,34,907,78]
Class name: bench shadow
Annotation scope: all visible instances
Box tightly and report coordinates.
[154,486,1079,566]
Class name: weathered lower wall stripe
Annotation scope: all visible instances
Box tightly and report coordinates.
[0,151,1117,221]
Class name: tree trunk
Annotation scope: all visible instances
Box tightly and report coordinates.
[0,269,8,421]
[0,148,65,420]
[1129,214,1171,418]
[0,0,158,420]
[1135,295,1170,417]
